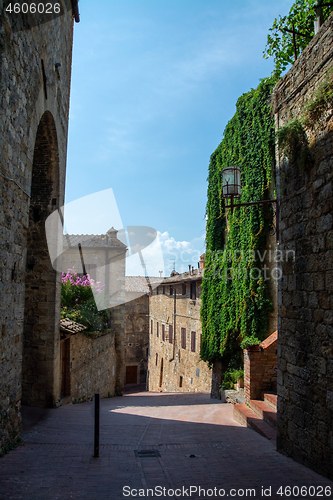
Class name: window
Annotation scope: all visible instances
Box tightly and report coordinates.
[170,285,173,296]
[190,281,196,300]
[156,353,158,366]
[156,286,159,295]
[162,324,165,341]
[191,331,196,352]
[179,376,183,388]
[169,325,173,344]
[182,283,186,295]
[181,328,186,349]
[157,322,159,337]
[151,319,153,334]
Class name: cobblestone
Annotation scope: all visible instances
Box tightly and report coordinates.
[0,391,332,499]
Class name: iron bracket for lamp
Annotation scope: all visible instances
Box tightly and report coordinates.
[227,196,279,242]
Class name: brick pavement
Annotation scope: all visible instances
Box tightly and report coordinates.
[0,391,332,500]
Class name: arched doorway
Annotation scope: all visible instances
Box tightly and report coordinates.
[22,111,61,407]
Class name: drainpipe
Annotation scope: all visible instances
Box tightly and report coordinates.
[71,0,80,22]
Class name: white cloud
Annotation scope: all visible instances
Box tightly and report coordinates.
[125,230,205,277]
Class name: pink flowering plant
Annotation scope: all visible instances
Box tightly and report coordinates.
[61,269,109,333]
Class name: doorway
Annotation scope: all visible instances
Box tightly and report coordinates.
[22,111,60,406]
[159,358,164,388]
[126,366,138,384]
[61,338,71,399]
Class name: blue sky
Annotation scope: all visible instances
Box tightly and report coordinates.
[65,0,292,275]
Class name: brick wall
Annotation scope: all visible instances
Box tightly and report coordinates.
[148,271,212,393]
[244,331,277,403]
[274,14,333,479]
[0,6,74,452]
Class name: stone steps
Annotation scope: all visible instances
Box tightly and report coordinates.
[263,392,277,410]
[233,392,277,441]
[233,403,277,441]
[250,399,277,429]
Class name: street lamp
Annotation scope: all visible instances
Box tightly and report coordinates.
[221,166,279,240]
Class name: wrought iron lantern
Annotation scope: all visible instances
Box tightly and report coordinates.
[222,166,241,198]
[221,165,279,241]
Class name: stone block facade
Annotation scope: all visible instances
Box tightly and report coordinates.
[148,270,212,393]
[69,331,116,402]
[0,4,76,452]
[274,14,333,479]
[244,331,277,404]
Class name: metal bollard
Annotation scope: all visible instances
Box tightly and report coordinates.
[94,393,100,457]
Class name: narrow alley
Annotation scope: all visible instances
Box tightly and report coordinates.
[0,391,332,500]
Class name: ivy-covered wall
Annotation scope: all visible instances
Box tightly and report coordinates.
[201,76,278,396]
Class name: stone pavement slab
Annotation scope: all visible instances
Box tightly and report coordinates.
[0,392,332,499]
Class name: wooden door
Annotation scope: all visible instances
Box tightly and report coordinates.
[159,358,164,388]
[126,365,137,384]
[61,338,71,398]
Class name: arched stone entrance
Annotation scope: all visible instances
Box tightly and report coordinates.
[22,111,61,407]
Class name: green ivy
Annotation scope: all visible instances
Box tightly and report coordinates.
[200,76,277,368]
[277,118,312,168]
[221,369,244,390]
[303,71,333,128]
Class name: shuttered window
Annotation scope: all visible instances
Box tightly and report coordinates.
[169,325,173,344]
[162,324,165,341]
[191,331,196,352]
[181,328,186,349]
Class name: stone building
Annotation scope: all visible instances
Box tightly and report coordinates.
[148,269,212,392]
[61,227,127,395]
[0,2,78,452]
[274,14,333,479]
[124,276,151,385]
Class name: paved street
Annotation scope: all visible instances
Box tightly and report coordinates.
[0,391,332,500]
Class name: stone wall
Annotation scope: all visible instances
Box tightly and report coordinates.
[124,293,149,385]
[244,331,277,404]
[0,3,75,452]
[148,271,212,393]
[274,14,333,479]
[69,331,116,401]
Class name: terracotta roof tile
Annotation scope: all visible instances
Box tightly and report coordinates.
[60,318,87,334]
